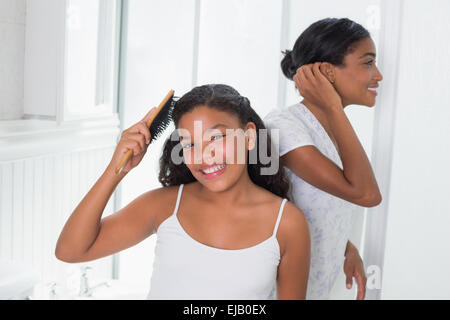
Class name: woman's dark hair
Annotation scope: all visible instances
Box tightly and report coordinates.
[281,18,371,79]
[158,84,291,200]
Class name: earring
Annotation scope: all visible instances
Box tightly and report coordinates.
[246,135,256,150]
[247,138,254,150]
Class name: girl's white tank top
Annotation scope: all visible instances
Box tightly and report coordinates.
[147,184,288,300]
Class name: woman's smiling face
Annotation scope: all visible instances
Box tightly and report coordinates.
[177,105,256,192]
[331,37,383,107]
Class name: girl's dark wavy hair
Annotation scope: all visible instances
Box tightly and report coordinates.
[158,84,291,200]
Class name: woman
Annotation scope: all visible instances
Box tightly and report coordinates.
[55,84,310,299]
[264,18,383,299]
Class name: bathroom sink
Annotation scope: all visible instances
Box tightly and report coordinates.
[0,260,40,300]
[73,279,149,300]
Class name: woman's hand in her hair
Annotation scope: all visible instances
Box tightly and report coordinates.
[293,62,343,112]
[108,108,156,174]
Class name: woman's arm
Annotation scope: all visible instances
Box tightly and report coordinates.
[276,202,311,299]
[283,62,381,207]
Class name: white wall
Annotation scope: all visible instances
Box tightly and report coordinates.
[380,0,450,299]
[0,0,26,120]
[196,0,283,117]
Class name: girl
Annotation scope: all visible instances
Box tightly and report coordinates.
[264,18,383,300]
[55,84,310,300]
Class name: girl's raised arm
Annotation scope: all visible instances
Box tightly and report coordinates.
[55,108,170,263]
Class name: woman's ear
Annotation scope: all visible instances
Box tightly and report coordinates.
[319,62,335,84]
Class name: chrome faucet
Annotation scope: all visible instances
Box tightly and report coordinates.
[78,266,110,297]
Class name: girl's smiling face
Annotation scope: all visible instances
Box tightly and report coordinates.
[329,37,383,107]
[177,106,256,192]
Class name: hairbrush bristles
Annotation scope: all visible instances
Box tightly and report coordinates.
[148,95,178,142]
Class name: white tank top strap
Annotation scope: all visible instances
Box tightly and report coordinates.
[272,198,288,237]
[172,184,184,216]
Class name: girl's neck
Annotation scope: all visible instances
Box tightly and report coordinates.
[196,168,256,205]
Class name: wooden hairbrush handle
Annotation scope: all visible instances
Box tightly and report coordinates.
[115,90,175,175]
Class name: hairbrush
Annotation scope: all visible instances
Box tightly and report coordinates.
[115,89,177,174]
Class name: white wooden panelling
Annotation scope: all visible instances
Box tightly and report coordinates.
[1,163,13,260]
[23,159,33,267]
[43,156,55,281]
[0,118,119,284]
[12,161,24,262]
[32,158,43,275]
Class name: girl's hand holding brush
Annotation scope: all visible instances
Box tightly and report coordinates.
[107,107,157,176]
